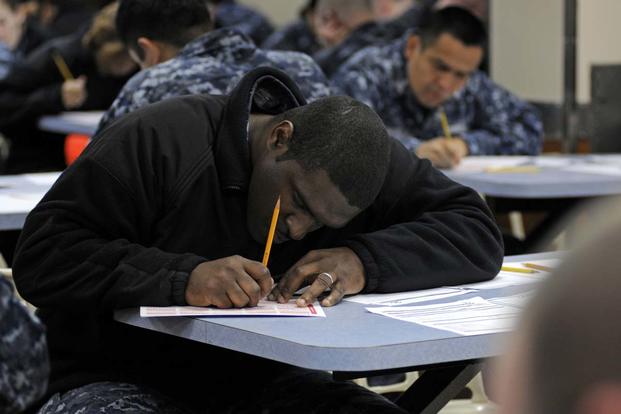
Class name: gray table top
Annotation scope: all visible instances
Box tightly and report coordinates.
[115,252,560,373]
[38,111,102,136]
[444,155,621,198]
[0,172,60,231]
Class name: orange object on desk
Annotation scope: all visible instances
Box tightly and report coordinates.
[64,134,90,166]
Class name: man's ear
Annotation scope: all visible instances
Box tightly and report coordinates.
[268,120,294,154]
[136,37,162,68]
[405,34,421,60]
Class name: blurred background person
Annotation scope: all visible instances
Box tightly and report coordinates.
[207,0,274,46]
[313,0,387,78]
[28,0,113,38]
[494,198,621,414]
[0,0,50,62]
[261,0,320,56]
[97,0,332,133]
[0,1,136,174]
[372,0,416,21]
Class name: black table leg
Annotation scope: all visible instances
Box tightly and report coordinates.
[396,362,482,413]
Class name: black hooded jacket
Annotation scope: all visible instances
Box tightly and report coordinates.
[13,67,503,404]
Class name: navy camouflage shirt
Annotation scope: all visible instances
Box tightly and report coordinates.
[0,277,49,413]
[98,29,333,133]
[333,37,543,155]
[214,0,274,46]
[262,19,320,57]
[314,21,389,78]
[0,42,14,80]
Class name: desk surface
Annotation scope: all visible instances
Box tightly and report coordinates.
[444,155,621,198]
[38,111,103,136]
[115,252,558,373]
[0,172,60,231]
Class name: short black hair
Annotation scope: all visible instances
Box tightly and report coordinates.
[116,0,212,57]
[418,6,486,49]
[276,96,391,210]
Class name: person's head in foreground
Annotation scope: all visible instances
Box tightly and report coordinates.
[246,94,391,246]
[496,201,621,414]
[405,5,486,109]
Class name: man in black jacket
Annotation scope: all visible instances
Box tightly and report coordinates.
[14,67,503,412]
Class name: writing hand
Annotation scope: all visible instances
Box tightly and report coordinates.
[416,137,468,169]
[185,255,273,308]
[61,75,87,109]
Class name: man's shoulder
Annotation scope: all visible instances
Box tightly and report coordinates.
[337,39,402,77]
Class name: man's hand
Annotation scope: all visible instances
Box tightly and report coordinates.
[268,247,365,307]
[61,76,87,109]
[415,137,469,169]
[185,255,273,308]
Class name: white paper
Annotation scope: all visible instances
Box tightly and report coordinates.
[449,156,532,173]
[366,297,520,335]
[488,291,535,308]
[344,287,470,306]
[140,299,325,318]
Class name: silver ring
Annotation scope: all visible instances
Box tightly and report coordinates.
[317,272,334,287]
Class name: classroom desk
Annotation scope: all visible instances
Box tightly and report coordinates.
[0,172,60,231]
[115,251,559,413]
[37,111,103,136]
[443,155,621,251]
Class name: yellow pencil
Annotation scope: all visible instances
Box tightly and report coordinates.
[51,51,75,81]
[501,266,537,274]
[523,262,554,272]
[262,196,280,267]
[439,108,452,139]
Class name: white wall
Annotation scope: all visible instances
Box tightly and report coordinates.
[238,0,306,27]
[490,0,564,103]
[576,0,621,104]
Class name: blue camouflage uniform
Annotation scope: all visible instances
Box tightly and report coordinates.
[314,21,389,78]
[380,4,426,41]
[214,0,274,46]
[0,276,49,413]
[262,18,321,56]
[332,36,543,155]
[98,28,333,133]
[0,42,14,80]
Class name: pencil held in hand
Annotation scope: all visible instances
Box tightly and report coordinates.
[439,108,452,139]
[52,51,75,81]
[262,196,281,267]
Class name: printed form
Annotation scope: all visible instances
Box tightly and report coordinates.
[367,297,520,336]
[141,299,325,317]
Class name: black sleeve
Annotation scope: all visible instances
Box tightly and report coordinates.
[12,116,207,312]
[343,141,504,293]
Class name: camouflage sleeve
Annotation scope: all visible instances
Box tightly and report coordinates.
[267,51,334,103]
[0,277,49,413]
[460,73,544,155]
[95,72,149,135]
[331,49,386,110]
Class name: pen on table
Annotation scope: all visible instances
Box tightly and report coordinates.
[501,265,538,274]
[439,108,452,139]
[262,196,281,267]
[51,51,75,81]
[523,262,554,272]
